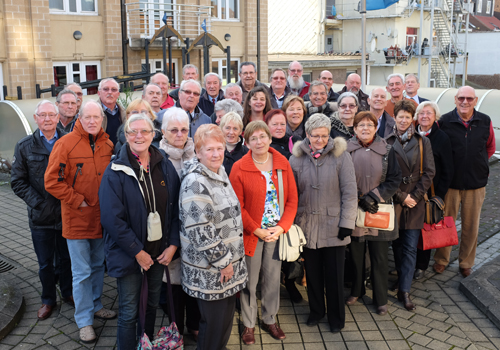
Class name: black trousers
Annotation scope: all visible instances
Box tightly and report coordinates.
[349,240,389,307]
[197,294,236,350]
[302,246,345,329]
[416,247,432,270]
[168,284,201,335]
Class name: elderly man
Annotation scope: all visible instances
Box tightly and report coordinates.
[151,73,175,109]
[45,100,115,343]
[198,72,225,116]
[169,64,204,101]
[97,78,126,145]
[56,89,79,132]
[304,70,339,102]
[65,83,84,115]
[237,61,270,102]
[142,83,163,114]
[214,99,244,125]
[304,80,338,119]
[405,74,428,104]
[433,86,496,278]
[224,83,243,104]
[11,101,73,321]
[337,73,369,111]
[385,74,418,117]
[287,61,310,97]
[367,88,394,138]
[269,68,292,108]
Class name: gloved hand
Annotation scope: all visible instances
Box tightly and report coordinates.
[338,227,353,240]
[359,193,379,214]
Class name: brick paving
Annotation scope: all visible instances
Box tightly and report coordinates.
[0,162,500,349]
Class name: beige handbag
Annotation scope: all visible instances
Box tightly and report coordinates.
[162,257,182,285]
[138,168,162,242]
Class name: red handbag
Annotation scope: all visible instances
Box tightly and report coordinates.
[418,216,458,250]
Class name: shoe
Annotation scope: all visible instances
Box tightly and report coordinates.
[188,328,199,342]
[261,322,286,340]
[460,267,472,277]
[285,279,303,303]
[330,326,342,333]
[397,291,416,311]
[37,304,54,320]
[306,317,320,327]
[413,269,425,280]
[79,325,96,343]
[345,296,359,306]
[377,304,388,315]
[433,263,446,274]
[63,296,75,307]
[241,327,255,345]
[94,308,117,320]
[389,279,399,292]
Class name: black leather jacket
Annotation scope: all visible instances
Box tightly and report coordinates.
[11,128,66,230]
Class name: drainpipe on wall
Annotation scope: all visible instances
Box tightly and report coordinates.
[121,0,129,76]
[257,0,261,81]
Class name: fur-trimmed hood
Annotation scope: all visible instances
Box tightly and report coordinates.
[292,136,347,159]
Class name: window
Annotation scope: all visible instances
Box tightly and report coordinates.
[211,0,239,20]
[486,0,491,13]
[212,58,240,84]
[477,0,482,13]
[406,27,418,47]
[49,0,97,14]
[141,59,179,87]
[53,61,101,95]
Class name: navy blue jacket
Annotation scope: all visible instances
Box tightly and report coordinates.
[99,144,181,278]
[198,89,225,117]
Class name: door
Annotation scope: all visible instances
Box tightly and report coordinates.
[325,36,333,52]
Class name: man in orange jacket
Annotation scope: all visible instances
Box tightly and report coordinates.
[45,100,116,343]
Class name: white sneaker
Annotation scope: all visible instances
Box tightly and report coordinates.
[94,308,117,320]
[80,325,96,343]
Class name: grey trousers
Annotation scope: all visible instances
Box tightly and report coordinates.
[241,239,281,328]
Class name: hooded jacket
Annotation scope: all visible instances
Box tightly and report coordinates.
[44,118,114,239]
[289,137,358,248]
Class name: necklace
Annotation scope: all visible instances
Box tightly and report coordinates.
[252,152,269,164]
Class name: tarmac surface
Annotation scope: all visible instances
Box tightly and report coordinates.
[0,161,500,350]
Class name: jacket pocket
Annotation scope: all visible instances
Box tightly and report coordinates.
[69,205,97,234]
[326,206,341,229]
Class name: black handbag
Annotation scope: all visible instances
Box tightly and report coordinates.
[424,183,445,225]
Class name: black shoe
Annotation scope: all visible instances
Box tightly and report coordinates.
[389,279,399,292]
[306,318,320,327]
[397,291,416,311]
[413,269,425,280]
[330,325,342,333]
[285,279,303,303]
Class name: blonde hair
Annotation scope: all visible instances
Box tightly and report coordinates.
[194,124,226,153]
[126,99,156,121]
[220,112,244,132]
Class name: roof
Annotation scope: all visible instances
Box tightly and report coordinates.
[268,53,374,69]
[471,15,500,31]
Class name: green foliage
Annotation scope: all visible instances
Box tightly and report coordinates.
[118,86,134,110]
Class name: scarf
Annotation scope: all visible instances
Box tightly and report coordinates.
[417,125,431,137]
[394,123,415,148]
[307,101,330,115]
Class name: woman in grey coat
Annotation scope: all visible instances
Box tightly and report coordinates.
[289,113,358,333]
[346,111,402,316]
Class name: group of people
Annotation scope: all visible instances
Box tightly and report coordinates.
[10,60,496,350]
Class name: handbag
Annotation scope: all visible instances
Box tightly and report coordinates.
[162,257,181,285]
[355,203,395,231]
[424,183,445,225]
[418,216,458,250]
[137,267,184,350]
[138,169,162,242]
[276,169,306,262]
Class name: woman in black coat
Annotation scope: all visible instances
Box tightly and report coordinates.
[220,112,248,175]
[265,109,302,160]
[413,101,454,280]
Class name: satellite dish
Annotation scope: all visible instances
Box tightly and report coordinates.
[387,27,392,36]
[393,29,399,38]
[371,38,377,52]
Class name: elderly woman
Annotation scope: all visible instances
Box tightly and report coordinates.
[115,99,162,152]
[220,111,248,175]
[282,95,307,139]
[99,113,180,350]
[214,99,244,125]
[386,100,435,311]
[346,112,402,315]
[230,121,298,344]
[157,106,200,339]
[179,124,247,350]
[330,92,359,140]
[289,114,357,333]
[414,102,454,280]
[242,86,272,129]
[266,109,302,160]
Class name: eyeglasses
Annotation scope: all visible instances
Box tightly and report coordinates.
[130,110,149,115]
[60,101,77,106]
[339,104,357,110]
[418,111,434,117]
[241,71,256,76]
[167,128,189,135]
[181,89,201,97]
[457,96,476,102]
[36,113,58,119]
[309,135,329,141]
[289,69,303,73]
[102,87,119,93]
[248,134,269,143]
[357,124,375,129]
[126,129,153,136]
[272,77,286,81]
[311,92,327,96]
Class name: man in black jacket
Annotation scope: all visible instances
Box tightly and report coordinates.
[433,86,496,277]
[11,100,73,320]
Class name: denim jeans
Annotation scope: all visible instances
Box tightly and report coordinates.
[66,238,105,328]
[393,229,421,293]
[31,228,72,305]
[116,262,164,350]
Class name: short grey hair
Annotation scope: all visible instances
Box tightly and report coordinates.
[269,68,287,82]
[370,87,387,99]
[203,72,222,87]
[309,80,328,93]
[414,101,441,121]
[142,83,162,97]
[179,79,202,94]
[56,89,78,103]
[387,74,405,85]
[288,61,303,70]
[405,74,419,84]
[214,99,244,118]
[239,61,257,74]
[80,100,105,118]
[182,64,198,76]
[224,83,242,94]
[305,113,332,135]
[64,82,82,89]
[35,100,58,115]
[161,107,190,132]
[124,113,155,134]
[98,78,119,91]
[337,92,359,108]
[220,111,244,132]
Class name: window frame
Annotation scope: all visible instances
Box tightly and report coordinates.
[211,58,240,84]
[486,0,491,13]
[52,61,101,95]
[211,0,240,22]
[49,0,99,16]
[477,0,482,13]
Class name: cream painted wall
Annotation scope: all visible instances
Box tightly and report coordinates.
[211,21,245,58]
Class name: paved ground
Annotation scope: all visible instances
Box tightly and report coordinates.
[0,162,500,350]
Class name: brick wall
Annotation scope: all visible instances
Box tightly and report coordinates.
[102,0,123,77]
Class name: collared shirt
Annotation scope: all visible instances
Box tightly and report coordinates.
[102,103,119,116]
[409,95,419,104]
[40,130,59,145]
[273,93,286,108]
[209,96,218,104]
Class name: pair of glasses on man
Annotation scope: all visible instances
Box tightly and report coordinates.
[457,96,476,102]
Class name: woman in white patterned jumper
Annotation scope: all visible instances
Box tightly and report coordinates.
[179,124,248,350]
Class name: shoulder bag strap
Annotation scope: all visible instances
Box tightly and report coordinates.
[164,266,176,324]
[288,136,294,153]
[418,137,423,178]
[277,169,284,216]
[139,272,148,335]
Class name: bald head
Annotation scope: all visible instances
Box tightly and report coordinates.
[455,86,478,120]
[319,70,334,90]
[345,73,361,93]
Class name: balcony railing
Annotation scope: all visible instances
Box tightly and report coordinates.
[126,2,212,42]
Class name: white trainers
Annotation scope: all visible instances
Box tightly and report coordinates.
[94,308,117,320]
[79,325,96,343]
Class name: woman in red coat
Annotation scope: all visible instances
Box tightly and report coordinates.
[230,121,298,345]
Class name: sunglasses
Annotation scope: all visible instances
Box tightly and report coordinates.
[457,96,475,103]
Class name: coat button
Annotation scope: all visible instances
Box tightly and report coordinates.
[98,173,101,175]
